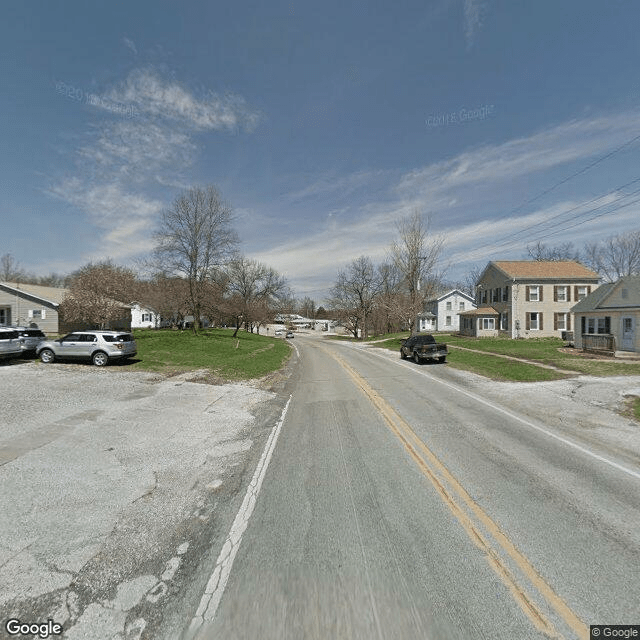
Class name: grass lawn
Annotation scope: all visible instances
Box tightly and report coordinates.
[128,328,292,382]
[373,334,566,381]
[369,333,640,381]
[442,335,640,376]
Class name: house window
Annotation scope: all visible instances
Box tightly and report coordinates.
[555,313,568,331]
[481,290,488,304]
[459,302,465,310]
[500,313,509,331]
[0,308,8,324]
[446,315,452,326]
[585,317,611,334]
[624,317,632,332]
[555,286,568,302]
[622,288,628,299]
[502,286,509,302]
[481,318,495,330]
[142,313,151,322]
[446,301,452,310]
[528,312,542,330]
[597,317,608,334]
[576,286,589,301]
[528,286,540,302]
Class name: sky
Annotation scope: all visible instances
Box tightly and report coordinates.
[2,0,640,301]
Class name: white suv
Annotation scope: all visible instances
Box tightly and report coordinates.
[37,331,137,366]
[0,328,22,360]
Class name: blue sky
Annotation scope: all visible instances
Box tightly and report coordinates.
[2,0,640,300]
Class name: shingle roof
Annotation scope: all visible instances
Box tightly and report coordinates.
[0,282,69,305]
[571,275,640,312]
[491,261,599,279]
[459,306,498,316]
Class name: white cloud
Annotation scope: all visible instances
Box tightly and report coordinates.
[49,180,163,260]
[284,169,389,202]
[106,68,261,132]
[123,37,138,55]
[49,67,261,263]
[463,0,486,49]
[79,120,196,179]
[256,109,640,296]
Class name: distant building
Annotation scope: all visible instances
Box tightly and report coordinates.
[415,289,476,333]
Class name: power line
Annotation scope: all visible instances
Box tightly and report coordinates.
[463,186,640,261]
[465,131,640,257]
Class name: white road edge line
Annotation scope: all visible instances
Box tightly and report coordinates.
[357,344,640,482]
[183,395,293,640]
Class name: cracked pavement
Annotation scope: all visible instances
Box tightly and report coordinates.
[0,361,286,639]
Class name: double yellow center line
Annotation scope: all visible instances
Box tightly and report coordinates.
[328,348,588,640]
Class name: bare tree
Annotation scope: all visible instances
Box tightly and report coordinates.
[298,297,316,319]
[224,256,288,337]
[583,230,640,281]
[138,275,191,328]
[526,241,581,262]
[0,253,26,282]
[329,255,381,339]
[59,260,139,329]
[371,261,404,335]
[389,212,444,333]
[152,185,238,333]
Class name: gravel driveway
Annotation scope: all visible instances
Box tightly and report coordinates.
[0,360,285,639]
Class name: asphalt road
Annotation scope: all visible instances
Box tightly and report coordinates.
[188,334,640,640]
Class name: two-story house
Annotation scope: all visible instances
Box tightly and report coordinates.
[415,289,476,332]
[470,261,600,338]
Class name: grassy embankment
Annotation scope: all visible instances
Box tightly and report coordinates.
[340,332,640,382]
[129,328,292,382]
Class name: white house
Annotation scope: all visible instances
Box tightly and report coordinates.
[130,302,160,329]
[415,289,476,332]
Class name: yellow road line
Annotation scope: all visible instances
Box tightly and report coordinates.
[326,347,588,640]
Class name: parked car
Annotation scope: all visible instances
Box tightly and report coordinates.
[275,329,284,336]
[13,326,47,356]
[285,331,295,338]
[36,331,137,366]
[0,328,22,360]
[400,334,448,364]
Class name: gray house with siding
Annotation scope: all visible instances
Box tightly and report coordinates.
[0,282,68,334]
[571,275,640,354]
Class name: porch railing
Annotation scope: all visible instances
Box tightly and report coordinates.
[582,333,615,353]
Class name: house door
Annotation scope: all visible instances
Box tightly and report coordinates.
[621,316,635,351]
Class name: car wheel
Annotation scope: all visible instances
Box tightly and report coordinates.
[413,351,421,364]
[438,356,446,363]
[40,349,55,364]
[92,351,109,367]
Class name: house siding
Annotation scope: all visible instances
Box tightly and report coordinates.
[417,290,476,332]
[477,263,599,339]
[0,286,61,334]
